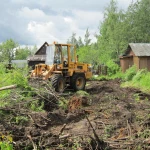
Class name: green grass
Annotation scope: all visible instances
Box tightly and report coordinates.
[122,68,150,93]
[92,65,150,93]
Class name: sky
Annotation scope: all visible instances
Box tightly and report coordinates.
[0,0,136,46]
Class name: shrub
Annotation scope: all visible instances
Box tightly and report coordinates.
[76,90,89,96]
[123,65,137,81]
[132,69,147,83]
[10,67,29,89]
[58,97,68,110]
[122,67,150,92]
[138,72,150,90]
[0,133,13,150]
[30,100,44,112]
[15,116,29,125]
[0,63,6,74]
[106,60,120,76]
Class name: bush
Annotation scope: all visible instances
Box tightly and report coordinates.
[106,60,120,76]
[0,63,6,74]
[0,133,13,150]
[138,72,150,90]
[10,67,29,88]
[123,65,137,81]
[0,66,33,100]
[132,69,147,83]
[58,97,68,110]
[122,67,150,92]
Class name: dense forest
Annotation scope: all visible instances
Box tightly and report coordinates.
[68,0,150,66]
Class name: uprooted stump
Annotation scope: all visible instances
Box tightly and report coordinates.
[68,96,89,113]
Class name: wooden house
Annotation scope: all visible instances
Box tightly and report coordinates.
[27,42,48,69]
[120,43,150,72]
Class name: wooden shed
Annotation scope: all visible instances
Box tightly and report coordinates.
[120,43,150,72]
[27,42,48,69]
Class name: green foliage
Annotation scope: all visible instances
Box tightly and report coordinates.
[30,100,44,112]
[15,47,31,60]
[0,39,18,63]
[0,63,6,74]
[0,133,13,150]
[97,0,127,63]
[106,60,120,76]
[74,0,150,67]
[58,97,68,110]
[126,0,150,43]
[122,68,150,92]
[77,45,99,65]
[84,28,91,46]
[104,125,114,138]
[15,116,28,125]
[0,142,13,150]
[10,67,29,88]
[138,128,150,139]
[67,33,79,48]
[91,75,109,81]
[0,39,37,62]
[132,69,147,83]
[0,65,33,100]
[123,65,137,81]
[133,93,140,102]
[76,90,89,97]
[139,73,150,89]
[78,36,84,47]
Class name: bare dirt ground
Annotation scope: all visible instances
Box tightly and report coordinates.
[0,79,150,150]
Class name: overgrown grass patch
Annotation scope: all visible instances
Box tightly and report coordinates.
[122,67,150,92]
[92,64,150,92]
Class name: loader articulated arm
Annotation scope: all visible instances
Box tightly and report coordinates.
[30,64,56,80]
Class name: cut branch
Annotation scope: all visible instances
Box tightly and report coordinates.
[0,84,17,91]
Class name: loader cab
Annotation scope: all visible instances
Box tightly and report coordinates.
[45,44,76,68]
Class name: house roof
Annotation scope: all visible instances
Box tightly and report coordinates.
[127,43,150,56]
[35,42,49,55]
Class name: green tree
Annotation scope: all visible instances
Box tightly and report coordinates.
[97,0,127,63]
[1,39,18,63]
[15,46,31,60]
[67,33,79,48]
[77,44,99,66]
[125,0,150,43]
[84,28,91,46]
[77,36,84,48]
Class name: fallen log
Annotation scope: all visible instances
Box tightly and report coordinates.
[0,84,17,91]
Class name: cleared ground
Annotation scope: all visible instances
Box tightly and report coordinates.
[0,79,150,149]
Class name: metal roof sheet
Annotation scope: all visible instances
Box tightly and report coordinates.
[129,43,150,56]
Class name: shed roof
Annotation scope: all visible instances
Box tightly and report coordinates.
[35,42,49,55]
[127,43,150,56]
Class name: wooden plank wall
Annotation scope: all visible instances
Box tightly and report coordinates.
[120,57,133,72]
[139,57,150,71]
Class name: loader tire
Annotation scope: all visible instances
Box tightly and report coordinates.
[51,74,65,92]
[71,73,86,91]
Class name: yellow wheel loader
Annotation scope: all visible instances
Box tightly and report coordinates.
[30,43,92,92]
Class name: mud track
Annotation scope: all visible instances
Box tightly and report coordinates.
[0,79,150,149]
